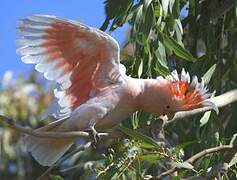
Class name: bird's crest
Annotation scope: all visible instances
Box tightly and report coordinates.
[166,69,218,113]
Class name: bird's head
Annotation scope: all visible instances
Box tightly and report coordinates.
[154,69,218,119]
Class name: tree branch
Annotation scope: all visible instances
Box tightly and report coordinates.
[157,144,237,179]
[165,89,237,126]
[0,115,108,138]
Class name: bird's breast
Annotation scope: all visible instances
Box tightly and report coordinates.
[95,99,135,130]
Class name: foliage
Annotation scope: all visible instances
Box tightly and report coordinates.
[0,71,53,179]
[0,0,237,179]
[99,0,237,179]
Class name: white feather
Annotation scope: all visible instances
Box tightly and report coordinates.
[44,67,63,81]
[17,26,46,34]
[35,62,54,73]
[28,15,57,23]
[171,70,179,81]
[21,54,47,64]
[24,122,75,166]
[185,71,190,83]
[191,76,198,87]
[17,45,45,56]
[16,38,44,46]
[18,19,50,27]
[60,77,72,89]
[181,68,186,81]
[54,88,64,98]
[58,95,71,107]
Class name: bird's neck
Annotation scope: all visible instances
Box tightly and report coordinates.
[133,78,168,115]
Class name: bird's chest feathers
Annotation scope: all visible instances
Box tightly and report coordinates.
[64,85,134,131]
[95,99,134,130]
[95,82,140,130]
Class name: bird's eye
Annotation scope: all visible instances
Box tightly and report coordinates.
[166,105,170,109]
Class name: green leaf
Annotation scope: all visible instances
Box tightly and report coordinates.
[168,0,175,14]
[172,0,180,18]
[133,5,144,43]
[119,126,158,148]
[144,0,153,11]
[140,154,160,163]
[203,64,216,84]
[174,161,194,169]
[229,153,237,167]
[230,133,237,145]
[102,0,133,31]
[174,140,197,151]
[50,175,64,180]
[155,42,168,69]
[143,3,154,38]
[158,30,196,62]
[135,5,143,26]
[200,111,212,127]
[175,19,183,44]
[131,111,140,128]
[154,3,162,17]
[154,61,170,76]
[161,0,169,17]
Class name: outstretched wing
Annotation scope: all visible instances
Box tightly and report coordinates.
[17,15,124,118]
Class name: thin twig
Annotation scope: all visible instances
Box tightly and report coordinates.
[186,162,229,180]
[157,145,237,179]
[186,145,237,164]
[36,142,92,180]
[0,115,108,138]
[166,89,237,126]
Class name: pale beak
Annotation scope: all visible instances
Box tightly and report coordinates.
[202,99,219,115]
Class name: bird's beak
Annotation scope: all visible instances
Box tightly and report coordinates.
[202,99,219,115]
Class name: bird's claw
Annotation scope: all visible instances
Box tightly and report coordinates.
[87,126,100,147]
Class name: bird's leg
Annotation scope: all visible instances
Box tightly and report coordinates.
[87,125,101,147]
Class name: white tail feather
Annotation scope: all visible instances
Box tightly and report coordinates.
[24,119,75,166]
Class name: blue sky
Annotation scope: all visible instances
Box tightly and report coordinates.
[0,0,127,78]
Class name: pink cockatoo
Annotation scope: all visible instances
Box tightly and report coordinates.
[16,15,217,166]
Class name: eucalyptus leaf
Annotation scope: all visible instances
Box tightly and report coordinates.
[161,0,169,17]
[200,111,212,127]
[119,126,158,148]
[158,30,196,62]
[174,161,194,169]
[155,42,168,69]
[230,133,237,145]
[174,140,197,152]
[50,175,64,180]
[140,154,160,163]
[143,3,154,38]
[135,5,143,26]
[138,60,143,78]
[203,64,216,84]
[144,0,153,11]
[229,153,237,167]
[172,0,180,18]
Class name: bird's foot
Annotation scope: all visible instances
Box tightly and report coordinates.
[87,126,100,148]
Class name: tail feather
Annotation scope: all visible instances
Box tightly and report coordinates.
[24,119,75,166]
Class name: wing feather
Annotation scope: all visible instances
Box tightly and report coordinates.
[17,15,124,119]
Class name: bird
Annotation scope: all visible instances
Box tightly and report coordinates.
[16,15,218,166]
